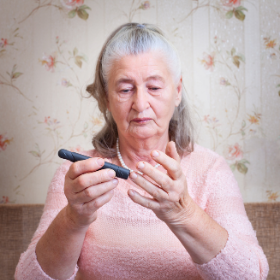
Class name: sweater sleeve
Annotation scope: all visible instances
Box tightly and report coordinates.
[194,156,269,280]
[14,161,79,280]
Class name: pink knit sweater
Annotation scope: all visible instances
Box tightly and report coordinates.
[15,144,269,279]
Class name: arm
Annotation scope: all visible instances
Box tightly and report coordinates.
[35,206,88,279]
[165,198,229,265]
[128,142,269,280]
[15,157,118,280]
[15,161,78,280]
[193,156,269,280]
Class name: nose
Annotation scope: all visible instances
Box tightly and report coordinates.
[131,86,150,112]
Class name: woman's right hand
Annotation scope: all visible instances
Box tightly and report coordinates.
[64,157,118,229]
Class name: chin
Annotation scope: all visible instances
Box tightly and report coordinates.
[128,127,160,140]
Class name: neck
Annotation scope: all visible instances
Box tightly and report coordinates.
[117,134,169,170]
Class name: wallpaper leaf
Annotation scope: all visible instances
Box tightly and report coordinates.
[0,0,279,204]
[19,0,91,24]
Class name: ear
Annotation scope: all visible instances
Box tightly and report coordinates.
[175,76,182,107]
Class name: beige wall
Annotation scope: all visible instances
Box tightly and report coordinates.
[0,0,279,204]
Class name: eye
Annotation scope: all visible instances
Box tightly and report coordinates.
[121,89,132,93]
[148,86,161,96]
[117,87,134,101]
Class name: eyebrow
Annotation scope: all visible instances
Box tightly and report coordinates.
[115,78,134,86]
[115,75,165,86]
[146,75,165,83]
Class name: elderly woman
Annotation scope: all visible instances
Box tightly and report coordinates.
[15,23,268,280]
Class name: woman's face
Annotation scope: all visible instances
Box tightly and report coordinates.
[106,51,182,141]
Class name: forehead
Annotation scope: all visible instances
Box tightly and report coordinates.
[108,51,173,83]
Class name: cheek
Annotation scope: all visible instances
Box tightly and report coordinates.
[152,101,175,123]
[110,100,131,122]
[107,93,122,112]
[155,91,177,116]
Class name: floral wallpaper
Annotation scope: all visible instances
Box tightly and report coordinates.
[0,0,279,204]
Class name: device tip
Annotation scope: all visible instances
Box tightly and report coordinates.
[58,149,74,161]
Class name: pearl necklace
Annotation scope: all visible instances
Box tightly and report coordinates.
[116,138,160,174]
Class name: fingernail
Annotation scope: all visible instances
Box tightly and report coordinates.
[137,162,145,169]
[97,158,104,166]
[130,172,137,179]
[129,190,135,196]
[113,178,118,184]
[152,150,159,157]
[108,169,115,178]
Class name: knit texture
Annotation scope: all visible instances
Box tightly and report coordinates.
[15,144,269,280]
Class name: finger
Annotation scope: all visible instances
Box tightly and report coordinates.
[129,171,169,201]
[127,189,160,210]
[72,168,116,193]
[134,161,173,192]
[165,141,181,163]
[76,178,118,204]
[67,157,105,180]
[84,188,115,211]
[150,149,182,180]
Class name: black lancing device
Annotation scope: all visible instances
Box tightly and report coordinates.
[58,149,130,180]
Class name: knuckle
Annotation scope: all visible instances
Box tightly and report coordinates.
[88,174,97,186]
[100,169,111,183]
[169,191,180,202]
[107,189,114,200]
[83,187,91,198]
[100,170,108,183]
[170,167,181,179]
[145,200,153,209]
[174,163,182,175]
[152,189,161,199]
[76,176,86,187]
[161,178,170,189]
[87,172,101,186]
[93,198,102,209]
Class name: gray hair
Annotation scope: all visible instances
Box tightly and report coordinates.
[86,23,194,158]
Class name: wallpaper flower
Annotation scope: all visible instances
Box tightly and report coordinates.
[0,0,279,204]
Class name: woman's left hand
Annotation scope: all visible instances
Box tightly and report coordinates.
[128,141,196,226]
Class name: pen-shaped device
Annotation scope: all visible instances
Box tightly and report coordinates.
[58,149,130,179]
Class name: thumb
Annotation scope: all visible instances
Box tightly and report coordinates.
[165,141,180,162]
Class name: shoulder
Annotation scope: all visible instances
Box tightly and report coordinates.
[180,144,235,192]
[189,144,221,161]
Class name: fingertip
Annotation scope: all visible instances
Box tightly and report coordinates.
[169,141,176,150]
[128,189,138,200]
[108,169,116,178]
[128,189,135,196]
[96,157,104,166]
[130,171,138,179]
[151,150,159,158]
[165,141,172,154]
[166,141,180,161]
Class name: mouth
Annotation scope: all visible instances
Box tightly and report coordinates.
[131,118,152,124]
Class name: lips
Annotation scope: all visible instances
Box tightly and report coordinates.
[131,118,152,124]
